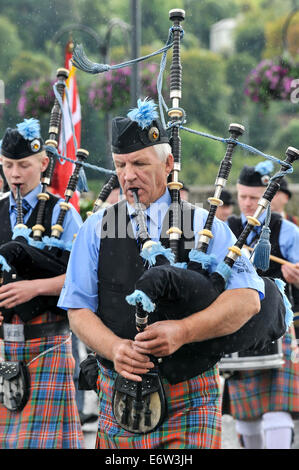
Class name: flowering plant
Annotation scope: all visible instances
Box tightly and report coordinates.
[18,78,55,117]
[245,57,299,107]
[88,62,161,112]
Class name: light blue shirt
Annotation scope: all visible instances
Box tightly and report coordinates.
[58,189,264,313]
[240,211,299,264]
[8,183,82,243]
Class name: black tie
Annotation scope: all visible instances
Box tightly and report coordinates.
[12,200,31,218]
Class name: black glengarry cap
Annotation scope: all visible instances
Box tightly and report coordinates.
[238,160,274,187]
[111,98,169,154]
[1,118,44,160]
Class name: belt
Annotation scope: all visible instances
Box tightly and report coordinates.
[0,320,70,342]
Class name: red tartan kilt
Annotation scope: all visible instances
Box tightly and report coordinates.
[0,333,84,449]
[95,362,222,449]
[226,324,299,420]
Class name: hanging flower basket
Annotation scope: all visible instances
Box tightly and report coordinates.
[18,78,56,117]
[244,56,299,107]
[88,62,162,112]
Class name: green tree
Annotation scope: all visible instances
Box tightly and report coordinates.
[0,15,22,74]
[225,52,256,114]
[234,22,265,61]
[180,48,230,132]
[183,0,240,48]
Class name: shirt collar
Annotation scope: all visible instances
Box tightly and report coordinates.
[9,183,42,210]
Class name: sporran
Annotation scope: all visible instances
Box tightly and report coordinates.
[0,360,30,412]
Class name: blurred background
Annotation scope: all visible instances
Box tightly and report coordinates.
[0,0,299,216]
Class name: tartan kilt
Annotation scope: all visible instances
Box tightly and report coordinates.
[95,362,222,449]
[0,333,84,449]
[226,324,299,420]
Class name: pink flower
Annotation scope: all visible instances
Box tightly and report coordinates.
[17,95,27,116]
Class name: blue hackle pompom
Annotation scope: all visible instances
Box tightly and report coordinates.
[140,241,175,266]
[42,236,73,252]
[127,98,159,129]
[215,261,232,284]
[174,262,187,269]
[274,278,293,329]
[12,226,32,242]
[0,255,11,272]
[71,44,110,74]
[16,118,41,140]
[28,238,45,250]
[188,249,218,272]
[254,160,274,176]
[126,289,156,313]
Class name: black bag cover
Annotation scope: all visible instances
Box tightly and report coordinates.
[133,265,287,383]
[0,239,69,322]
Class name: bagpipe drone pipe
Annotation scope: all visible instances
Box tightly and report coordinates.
[0,68,89,322]
[71,8,298,433]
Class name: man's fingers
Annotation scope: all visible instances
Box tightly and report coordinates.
[119,370,143,382]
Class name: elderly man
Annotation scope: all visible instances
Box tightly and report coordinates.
[0,118,84,448]
[58,99,264,449]
[225,162,299,449]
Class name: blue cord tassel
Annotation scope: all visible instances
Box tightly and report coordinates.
[253,205,271,271]
[126,289,156,313]
[274,278,293,329]
[72,44,110,74]
[77,167,89,193]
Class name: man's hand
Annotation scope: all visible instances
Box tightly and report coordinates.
[281,262,299,288]
[0,311,3,326]
[111,337,155,382]
[0,280,38,309]
[134,320,186,358]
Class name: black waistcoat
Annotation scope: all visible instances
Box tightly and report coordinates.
[227,212,299,312]
[97,199,195,370]
[0,192,63,322]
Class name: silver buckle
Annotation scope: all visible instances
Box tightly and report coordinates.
[3,323,25,342]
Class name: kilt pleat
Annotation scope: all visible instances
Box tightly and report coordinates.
[226,325,299,420]
[95,363,222,449]
[0,334,84,449]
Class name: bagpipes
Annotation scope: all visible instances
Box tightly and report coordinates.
[0,68,89,323]
[72,9,298,434]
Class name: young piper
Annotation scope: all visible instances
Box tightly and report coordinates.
[0,119,84,449]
